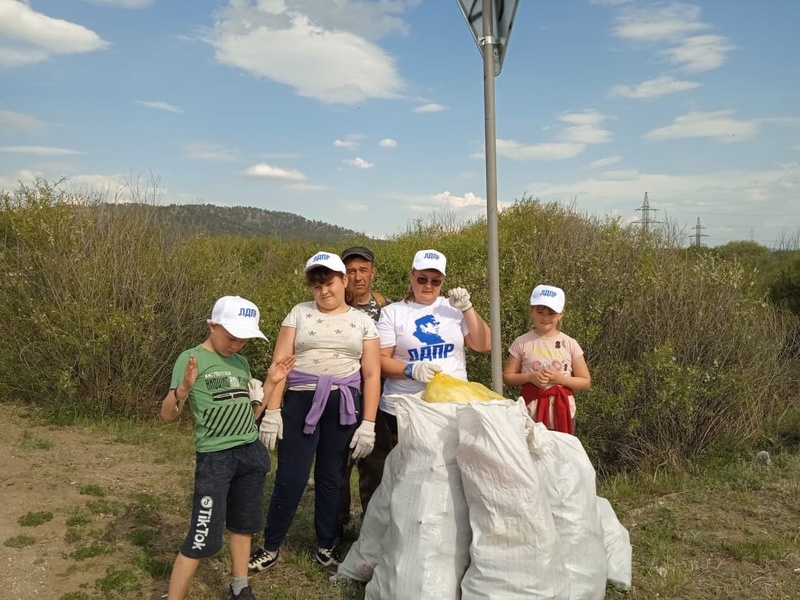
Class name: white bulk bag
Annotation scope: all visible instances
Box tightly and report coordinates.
[526,418,608,599]
[596,496,632,592]
[456,400,570,600]
[336,448,394,582]
[365,395,471,600]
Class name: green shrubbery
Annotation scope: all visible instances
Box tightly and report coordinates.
[0,183,796,470]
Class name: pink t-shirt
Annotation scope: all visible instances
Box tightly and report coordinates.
[508,330,584,424]
[508,330,584,383]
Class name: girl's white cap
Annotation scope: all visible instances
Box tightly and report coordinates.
[530,285,565,313]
[304,251,346,274]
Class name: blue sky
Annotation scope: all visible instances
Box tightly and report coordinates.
[1,0,798,247]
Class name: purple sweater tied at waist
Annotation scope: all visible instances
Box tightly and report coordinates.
[286,369,362,434]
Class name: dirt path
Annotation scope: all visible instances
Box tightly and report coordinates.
[0,403,185,600]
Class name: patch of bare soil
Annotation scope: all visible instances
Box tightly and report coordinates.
[0,403,186,600]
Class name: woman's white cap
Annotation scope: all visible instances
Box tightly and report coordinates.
[529,285,565,313]
[304,251,346,274]
[412,249,447,275]
[207,296,268,340]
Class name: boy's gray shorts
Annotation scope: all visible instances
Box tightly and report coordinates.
[180,440,270,559]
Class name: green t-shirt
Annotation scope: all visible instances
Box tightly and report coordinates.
[171,345,258,453]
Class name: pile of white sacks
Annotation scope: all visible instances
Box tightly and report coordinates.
[337,395,632,599]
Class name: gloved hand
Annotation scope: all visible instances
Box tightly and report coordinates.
[447,287,473,312]
[248,378,264,405]
[411,361,443,383]
[349,420,376,460]
[259,408,283,451]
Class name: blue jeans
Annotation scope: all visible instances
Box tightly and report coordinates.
[263,388,360,550]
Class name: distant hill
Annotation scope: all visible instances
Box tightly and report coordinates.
[106,203,363,243]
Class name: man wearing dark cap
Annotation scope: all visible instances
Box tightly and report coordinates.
[339,246,391,533]
[340,246,389,320]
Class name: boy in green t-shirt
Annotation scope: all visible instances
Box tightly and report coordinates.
[160,296,295,600]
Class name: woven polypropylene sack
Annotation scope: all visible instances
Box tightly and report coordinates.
[596,496,632,592]
[365,395,471,600]
[527,419,608,599]
[336,450,395,582]
[456,400,570,600]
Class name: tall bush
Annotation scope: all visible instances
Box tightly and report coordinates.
[0,181,238,418]
[0,185,795,470]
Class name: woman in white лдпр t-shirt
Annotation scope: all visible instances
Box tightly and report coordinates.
[376,249,491,435]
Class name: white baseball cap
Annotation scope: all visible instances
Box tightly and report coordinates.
[207,296,268,340]
[529,285,565,313]
[304,251,346,274]
[412,249,447,275]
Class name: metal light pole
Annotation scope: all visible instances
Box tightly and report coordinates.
[457,0,519,394]
[480,0,503,394]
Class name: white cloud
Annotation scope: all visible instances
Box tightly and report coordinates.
[609,75,701,99]
[344,157,374,169]
[494,140,586,161]
[526,163,800,244]
[644,110,758,143]
[211,2,406,104]
[559,110,612,144]
[493,110,611,161]
[0,0,109,67]
[431,191,485,209]
[0,108,46,131]
[343,201,370,212]
[589,156,622,168]
[614,4,706,42]
[243,162,306,180]
[135,100,184,113]
[286,182,326,191]
[413,103,448,113]
[666,34,734,72]
[0,145,84,156]
[590,0,635,5]
[598,169,640,181]
[183,142,238,162]
[379,138,398,148]
[79,0,153,8]
[0,168,40,191]
[611,4,732,74]
[334,139,358,150]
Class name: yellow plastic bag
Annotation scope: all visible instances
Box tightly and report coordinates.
[425,373,505,404]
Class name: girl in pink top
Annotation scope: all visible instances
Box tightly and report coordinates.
[502,285,591,434]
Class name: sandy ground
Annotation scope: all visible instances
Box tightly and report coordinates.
[0,403,184,600]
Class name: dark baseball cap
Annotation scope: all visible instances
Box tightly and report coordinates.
[341,246,375,263]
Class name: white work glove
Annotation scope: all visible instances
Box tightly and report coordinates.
[349,420,376,460]
[259,408,283,451]
[247,378,264,405]
[411,361,442,383]
[447,287,473,312]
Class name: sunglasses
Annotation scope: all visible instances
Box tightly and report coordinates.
[415,275,443,286]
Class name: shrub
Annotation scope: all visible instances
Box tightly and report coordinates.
[0,184,795,470]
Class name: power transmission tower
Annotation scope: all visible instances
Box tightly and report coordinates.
[690,217,708,247]
[633,191,661,232]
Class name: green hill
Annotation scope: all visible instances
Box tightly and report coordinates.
[108,202,362,242]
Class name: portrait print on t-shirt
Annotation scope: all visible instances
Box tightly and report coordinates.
[408,312,455,362]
